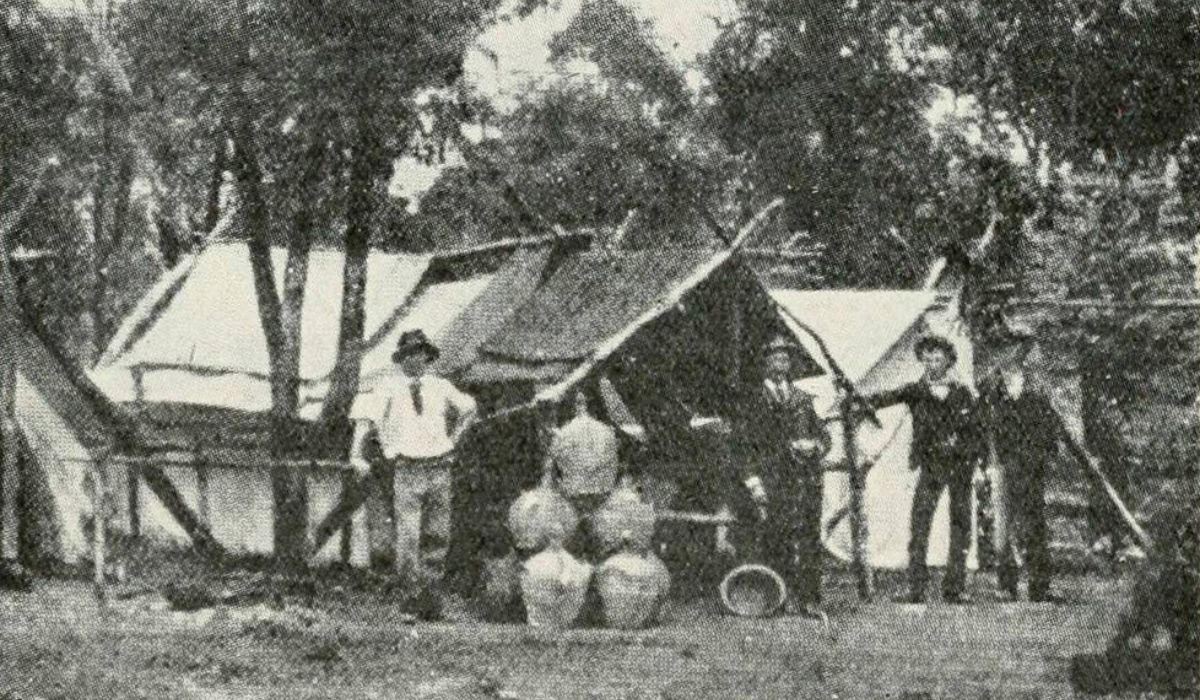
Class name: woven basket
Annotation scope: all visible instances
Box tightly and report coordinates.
[719,564,787,618]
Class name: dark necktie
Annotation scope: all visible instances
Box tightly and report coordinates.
[410,380,424,415]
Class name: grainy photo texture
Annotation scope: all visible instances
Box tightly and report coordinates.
[1,0,1198,697]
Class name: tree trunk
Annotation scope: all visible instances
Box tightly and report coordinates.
[319,118,381,425]
[232,119,309,571]
[277,136,328,421]
[204,134,227,234]
[91,115,112,361]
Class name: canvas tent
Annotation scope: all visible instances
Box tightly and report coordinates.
[772,289,979,570]
[82,231,985,574]
[2,311,124,565]
[87,235,809,567]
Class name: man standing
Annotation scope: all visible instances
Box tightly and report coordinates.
[349,329,477,581]
[863,335,986,604]
[738,335,831,617]
[980,330,1064,602]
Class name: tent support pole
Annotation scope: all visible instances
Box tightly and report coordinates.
[1048,400,1154,552]
[0,415,19,564]
[308,464,380,560]
[842,402,873,601]
[92,457,108,607]
[137,463,226,559]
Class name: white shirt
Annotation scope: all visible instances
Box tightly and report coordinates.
[350,371,477,460]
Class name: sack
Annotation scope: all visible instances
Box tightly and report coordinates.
[507,486,579,552]
[520,543,592,629]
[596,546,671,629]
[593,484,656,555]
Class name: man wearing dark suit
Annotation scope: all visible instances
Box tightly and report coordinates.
[738,335,832,616]
[980,334,1064,602]
[862,334,986,604]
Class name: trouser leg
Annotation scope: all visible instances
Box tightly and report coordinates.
[943,471,973,598]
[393,467,427,578]
[421,465,452,579]
[1024,488,1052,599]
[907,469,941,598]
[793,475,824,607]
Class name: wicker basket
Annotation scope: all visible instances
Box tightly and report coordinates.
[719,564,787,618]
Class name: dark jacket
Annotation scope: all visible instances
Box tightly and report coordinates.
[738,380,832,495]
[980,377,1063,501]
[980,378,1061,468]
[865,379,985,478]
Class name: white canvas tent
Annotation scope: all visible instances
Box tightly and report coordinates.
[771,289,980,571]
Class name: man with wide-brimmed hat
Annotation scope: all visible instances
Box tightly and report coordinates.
[860,332,986,604]
[735,334,831,617]
[349,329,477,581]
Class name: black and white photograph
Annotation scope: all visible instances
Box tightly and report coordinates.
[1,0,1198,697]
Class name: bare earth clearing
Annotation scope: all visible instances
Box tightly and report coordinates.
[0,568,1166,700]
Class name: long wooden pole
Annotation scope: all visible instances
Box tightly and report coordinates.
[842,401,873,600]
[1048,396,1154,551]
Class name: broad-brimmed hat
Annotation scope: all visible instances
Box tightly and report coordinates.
[762,335,802,359]
[392,329,439,363]
[914,334,957,363]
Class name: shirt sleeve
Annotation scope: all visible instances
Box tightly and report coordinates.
[349,390,379,424]
[864,382,918,409]
[445,382,477,416]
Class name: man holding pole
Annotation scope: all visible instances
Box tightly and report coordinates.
[859,334,987,604]
[349,330,477,582]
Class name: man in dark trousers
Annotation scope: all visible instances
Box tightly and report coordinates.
[862,334,986,604]
[737,335,831,617]
[980,329,1064,602]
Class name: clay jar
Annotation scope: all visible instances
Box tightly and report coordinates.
[595,537,671,629]
[508,485,579,553]
[519,539,592,629]
[592,483,657,555]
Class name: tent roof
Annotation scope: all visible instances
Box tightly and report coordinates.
[481,247,718,364]
[770,289,939,383]
[111,242,434,381]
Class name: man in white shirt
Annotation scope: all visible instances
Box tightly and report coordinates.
[349,329,477,579]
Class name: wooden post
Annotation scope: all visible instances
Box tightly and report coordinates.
[92,458,108,606]
[842,399,873,601]
[0,413,20,564]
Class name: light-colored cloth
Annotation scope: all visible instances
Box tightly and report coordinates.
[350,371,477,460]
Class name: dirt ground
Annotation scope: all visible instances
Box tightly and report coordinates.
[2,564,1187,700]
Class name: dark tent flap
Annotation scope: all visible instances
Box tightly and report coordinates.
[435,246,553,374]
[480,247,717,364]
